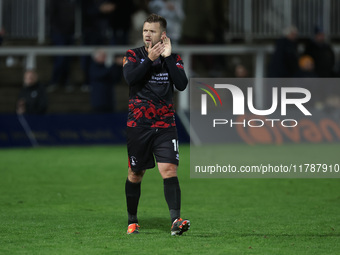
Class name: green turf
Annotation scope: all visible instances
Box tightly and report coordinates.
[0,144,340,254]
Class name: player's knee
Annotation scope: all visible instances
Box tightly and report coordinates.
[166,169,177,178]
[128,168,145,183]
[159,164,177,178]
[128,173,143,183]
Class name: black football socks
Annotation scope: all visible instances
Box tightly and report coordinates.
[163,176,181,223]
[125,178,141,225]
[126,177,181,225]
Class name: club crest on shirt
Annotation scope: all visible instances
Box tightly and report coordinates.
[176,62,184,69]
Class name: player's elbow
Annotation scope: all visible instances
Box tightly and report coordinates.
[176,83,187,91]
[175,78,188,91]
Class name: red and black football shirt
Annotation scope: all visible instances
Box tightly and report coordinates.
[123,46,188,128]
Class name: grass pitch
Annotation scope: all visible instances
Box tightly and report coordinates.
[0,144,340,254]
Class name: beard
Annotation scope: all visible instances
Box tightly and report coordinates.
[144,38,161,48]
[144,41,151,48]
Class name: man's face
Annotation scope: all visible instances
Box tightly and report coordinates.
[24,71,37,86]
[94,50,107,64]
[143,22,165,48]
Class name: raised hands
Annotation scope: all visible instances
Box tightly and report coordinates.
[147,35,172,61]
[147,42,165,61]
[161,35,171,58]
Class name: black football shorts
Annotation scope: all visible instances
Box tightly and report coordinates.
[127,126,180,172]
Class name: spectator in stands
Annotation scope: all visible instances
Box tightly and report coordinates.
[148,0,184,45]
[109,0,135,45]
[81,0,116,91]
[48,0,76,93]
[89,49,123,113]
[268,26,299,78]
[295,55,323,109]
[81,0,115,45]
[16,70,48,115]
[295,55,318,78]
[130,0,150,46]
[234,64,249,78]
[304,26,335,77]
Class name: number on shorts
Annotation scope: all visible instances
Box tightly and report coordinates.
[172,139,179,152]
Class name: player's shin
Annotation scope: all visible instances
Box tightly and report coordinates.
[125,178,141,224]
[163,176,181,223]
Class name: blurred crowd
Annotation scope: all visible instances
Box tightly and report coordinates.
[268,25,340,110]
[0,0,339,114]
[13,0,199,115]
